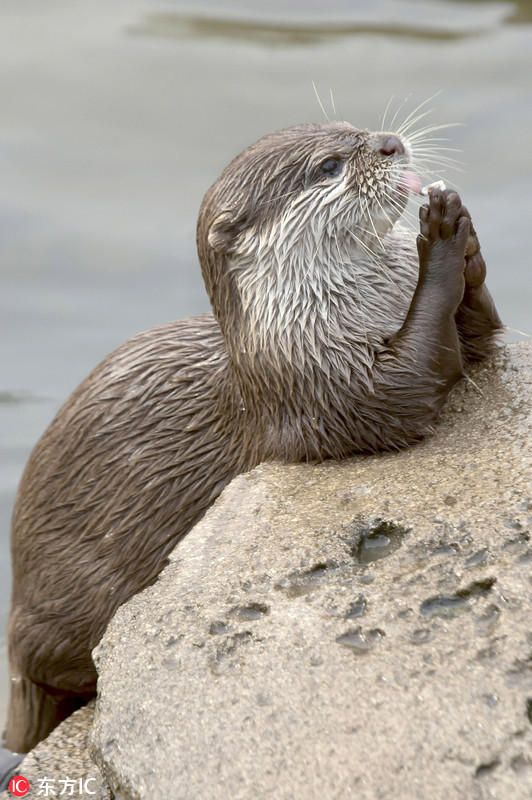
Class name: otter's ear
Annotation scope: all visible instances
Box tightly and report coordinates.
[207,210,246,255]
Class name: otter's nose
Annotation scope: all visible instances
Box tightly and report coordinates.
[378,135,405,158]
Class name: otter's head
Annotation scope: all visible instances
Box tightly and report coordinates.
[196,122,418,374]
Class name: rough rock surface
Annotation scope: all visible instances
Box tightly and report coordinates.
[0,704,108,799]
[90,343,532,800]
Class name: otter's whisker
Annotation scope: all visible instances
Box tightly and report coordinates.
[397,108,434,139]
[395,90,443,136]
[380,188,417,216]
[409,140,456,151]
[363,198,386,252]
[410,141,462,153]
[504,325,531,338]
[378,192,418,229]
[357,225,386,240]
[346,225,397,287]
[333,237,370,346]
[329,87,337,118]
[407,123,464,142]
[380,94,395,131]
[410,152,463,170]
[411,163,462,177]
[410,155,463,172]
[343,257,370,347]
[462,371,485,397]
[312,81,330,122]
[345,227,382,264]
[371,194,396,229]
[390,94,412,135]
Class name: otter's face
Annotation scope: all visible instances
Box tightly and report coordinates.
[203,122,415,259]
[197,122,419,359]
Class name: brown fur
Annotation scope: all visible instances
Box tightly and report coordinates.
[5,122,501,752]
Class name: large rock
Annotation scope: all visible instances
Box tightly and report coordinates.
[90,343,532,800]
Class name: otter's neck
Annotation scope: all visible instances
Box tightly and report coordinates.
[223,226,418,458]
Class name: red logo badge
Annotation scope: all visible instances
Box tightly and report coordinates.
[9,775,30,797]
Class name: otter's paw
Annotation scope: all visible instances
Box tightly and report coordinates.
[416,188,470,312]
[459,206,487,289]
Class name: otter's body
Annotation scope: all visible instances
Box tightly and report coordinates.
[6,122,501,752]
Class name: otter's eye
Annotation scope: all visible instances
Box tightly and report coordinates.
[320,158,343,177]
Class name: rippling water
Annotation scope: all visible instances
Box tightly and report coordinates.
[1,0,531,722]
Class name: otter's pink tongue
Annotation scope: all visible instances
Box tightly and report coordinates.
[398,171,422,195]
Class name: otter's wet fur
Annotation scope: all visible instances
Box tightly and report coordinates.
[6,122,501,752]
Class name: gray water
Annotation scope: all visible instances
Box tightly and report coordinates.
[1,0,531,725]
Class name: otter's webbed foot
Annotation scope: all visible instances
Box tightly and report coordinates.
[454,206,503,361]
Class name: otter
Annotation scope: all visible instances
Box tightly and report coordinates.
[5,122,501,753]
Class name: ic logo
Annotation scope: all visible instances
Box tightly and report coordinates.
[8,775,29,796]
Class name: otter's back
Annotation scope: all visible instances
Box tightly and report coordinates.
[9,313,236,692]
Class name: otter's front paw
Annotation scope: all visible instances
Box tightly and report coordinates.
[459,207,487,290]
[416,189,470,313]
